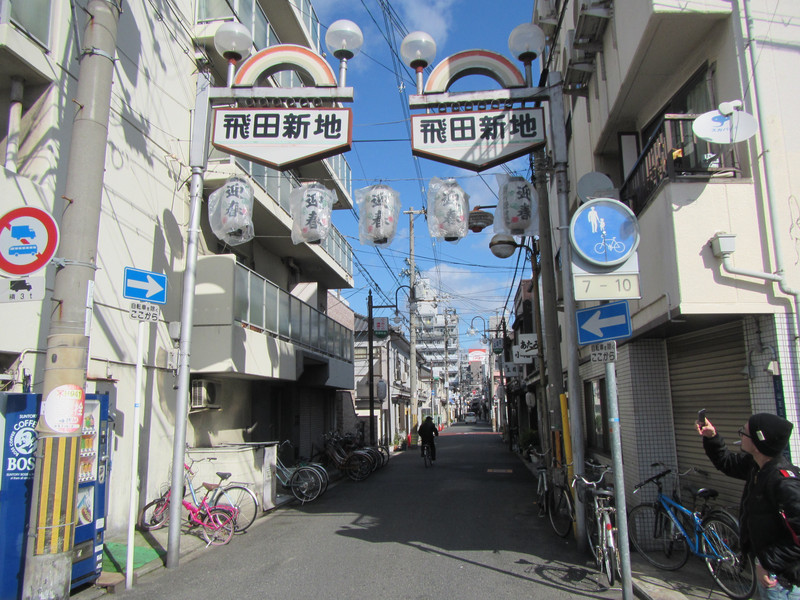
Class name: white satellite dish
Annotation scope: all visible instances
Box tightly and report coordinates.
[577,171,616,203]
[692,106,758,144]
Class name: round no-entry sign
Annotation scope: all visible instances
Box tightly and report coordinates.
[0,206,60,275]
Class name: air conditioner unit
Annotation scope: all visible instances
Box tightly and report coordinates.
[191,379,219,410]
[534,0,558,37]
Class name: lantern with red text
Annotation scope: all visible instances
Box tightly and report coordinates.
[290,182,334,245]
[427,177,469,242]
[495,174,538,237]
[208,176,255,246]
[356,184,400,246]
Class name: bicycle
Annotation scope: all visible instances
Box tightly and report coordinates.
[532,448,574,537]
[574,460,619,587]
[138,458,235,546]
[627,464,756,599]
[274,447,326,504]
[206,477,259,533]
[422,442,433,468]
[594,236,626,255]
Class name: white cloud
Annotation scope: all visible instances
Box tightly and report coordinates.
[394,0,460,46]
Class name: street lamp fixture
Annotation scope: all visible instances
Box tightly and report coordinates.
[468,316,490,344]
[214,21,253,86]
[325,19,364,87]
[508,23,546,85]
[489,233,525,259]
[400,31,437,93]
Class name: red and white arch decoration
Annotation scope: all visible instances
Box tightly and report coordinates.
[424,49,526,94]
[234,44,338,88]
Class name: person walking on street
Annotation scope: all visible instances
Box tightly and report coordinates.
[418,416,439,461]
[697,412,800,599]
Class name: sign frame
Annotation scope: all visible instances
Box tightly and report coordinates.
[0,207,60,276]
[576,300,632,345]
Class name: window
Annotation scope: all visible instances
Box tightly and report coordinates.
[8,0,51,47]
[584,378,609,452]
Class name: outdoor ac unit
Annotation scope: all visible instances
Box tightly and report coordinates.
[191,379,219,410]
[534,0,558,37]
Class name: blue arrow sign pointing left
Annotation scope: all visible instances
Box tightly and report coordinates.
[123,267,167,304]
[576,300,631,345]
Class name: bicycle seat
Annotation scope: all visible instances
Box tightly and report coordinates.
[696,488,718,500]
[216,472,232,481]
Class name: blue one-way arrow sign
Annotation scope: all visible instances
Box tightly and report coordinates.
[576,300,632,345]
[123,267,167,304]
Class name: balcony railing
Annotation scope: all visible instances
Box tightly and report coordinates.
[620,114,740,216]
[234,263,353,362]
[289,0,320,52]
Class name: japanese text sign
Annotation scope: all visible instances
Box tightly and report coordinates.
[212,107,352,170]
[411,107,545,171]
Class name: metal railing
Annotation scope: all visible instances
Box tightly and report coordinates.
[620,114,740,215]
[234,263,353,362]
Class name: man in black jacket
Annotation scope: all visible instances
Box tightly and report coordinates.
[697,412,800,599]
[418,416,439,461]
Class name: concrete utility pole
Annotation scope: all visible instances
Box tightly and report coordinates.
[405,209,424,428]
[23,2,121,598]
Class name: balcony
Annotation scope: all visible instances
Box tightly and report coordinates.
[206,153,354,288]
[260,0,321,52]
[191,255,354,388]
[0,0,54,91]
[620,114,739,216]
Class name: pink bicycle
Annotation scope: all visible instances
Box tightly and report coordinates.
[138,459,235,546]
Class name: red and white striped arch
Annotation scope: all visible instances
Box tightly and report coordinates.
[234,44,337,88]
[424,49,526,94]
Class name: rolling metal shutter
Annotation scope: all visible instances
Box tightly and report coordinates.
[667,321,749,513]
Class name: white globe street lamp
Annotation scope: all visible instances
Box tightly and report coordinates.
[214,21,253,86]
[488,233,520,259]
[325,19,364,87]
[400,31,437,93]
[508,23,546,86]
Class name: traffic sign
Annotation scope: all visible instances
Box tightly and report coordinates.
[576,300,632,345]
[1,276,45,303]
[590,341,617,363]
[123,267,167,304]
[129,301,159,322]
[0,207,60,276]
[569,198,640,267]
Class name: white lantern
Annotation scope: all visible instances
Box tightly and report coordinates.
[495,174,538,237]
[208,176,255,246]
[355,184,400,246]
[427,177,469,242]
[290,182,334,245]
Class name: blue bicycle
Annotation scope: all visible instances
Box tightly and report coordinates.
[627,464,755,599]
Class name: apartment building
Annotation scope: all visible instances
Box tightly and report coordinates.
[0,0,355,536]
[534,0,799,509]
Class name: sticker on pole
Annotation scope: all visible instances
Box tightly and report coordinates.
[39,384,85,434]
[0,207,60,276]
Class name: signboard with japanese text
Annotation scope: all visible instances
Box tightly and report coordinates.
[410,107,545,171]
[511,345,534,363]
[212,107,352,171]
[374,316,389,338]
[516,334,539,356]
[129,302,159,322]
[1,276,45,303]
[590,341,617,363]
[468,349,487,363]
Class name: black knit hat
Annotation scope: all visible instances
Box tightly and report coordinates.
[748,413,793,457]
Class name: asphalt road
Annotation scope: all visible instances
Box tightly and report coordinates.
[114,422,622,599]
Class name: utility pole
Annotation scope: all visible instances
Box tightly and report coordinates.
[405,208,424,429]
[23,2,121,598]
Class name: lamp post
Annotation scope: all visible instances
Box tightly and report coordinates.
[400,31,437,94]
[168,18,362,568]
[367,285,413,446]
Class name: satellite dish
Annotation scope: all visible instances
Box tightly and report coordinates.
[692,107,758,144]
[577,171,616,203]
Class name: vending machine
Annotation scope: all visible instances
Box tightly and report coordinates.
[0,392,111,599]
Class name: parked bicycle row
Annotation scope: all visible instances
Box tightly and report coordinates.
[316,431,390,481]
[531,448,755,599]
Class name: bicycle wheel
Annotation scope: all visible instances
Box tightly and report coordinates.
[377,445,390,466]
[214,485,259,533]
[701,514,756,600]
[302,463,329,495]
[138,496,170,531]
[423,445,432,468]
[628,503,690,570]
[535,475,548,517]
[201,507,234,546]
[601,513,618,587]
[290,467,324,503]
[549,486,574,538]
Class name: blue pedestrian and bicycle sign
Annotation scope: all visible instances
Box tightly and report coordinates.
[570,198,640,267]
[576,300,632,345]
[123,267,167,305]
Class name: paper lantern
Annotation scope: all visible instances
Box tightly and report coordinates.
[290,182,334,245]
[495,174,538,237]
[427,177,469,242]
[208,176,254,246]
[356,184,400,246]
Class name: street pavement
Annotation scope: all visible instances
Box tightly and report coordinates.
[74,421,740,600]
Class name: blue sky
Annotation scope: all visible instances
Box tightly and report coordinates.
[312,0,538,347]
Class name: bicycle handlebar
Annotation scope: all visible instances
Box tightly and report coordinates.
[633,468,672,492]
[572,465,612,488]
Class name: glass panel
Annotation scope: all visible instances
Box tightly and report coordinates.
[254,8,268,50]
[234,264,249,322]
[238,0,254,34]
[10,0,51,46]
[197,0,234,21]
[251,161,266,191]
[300,303,311,345]
[265,280,278,333]
[309,310,319,349]
[291,297,302,341]
[278,291,290,338]
[250,272,265,328]
[266,167,279,201]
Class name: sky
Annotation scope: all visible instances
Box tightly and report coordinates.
[310,0,539,348]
